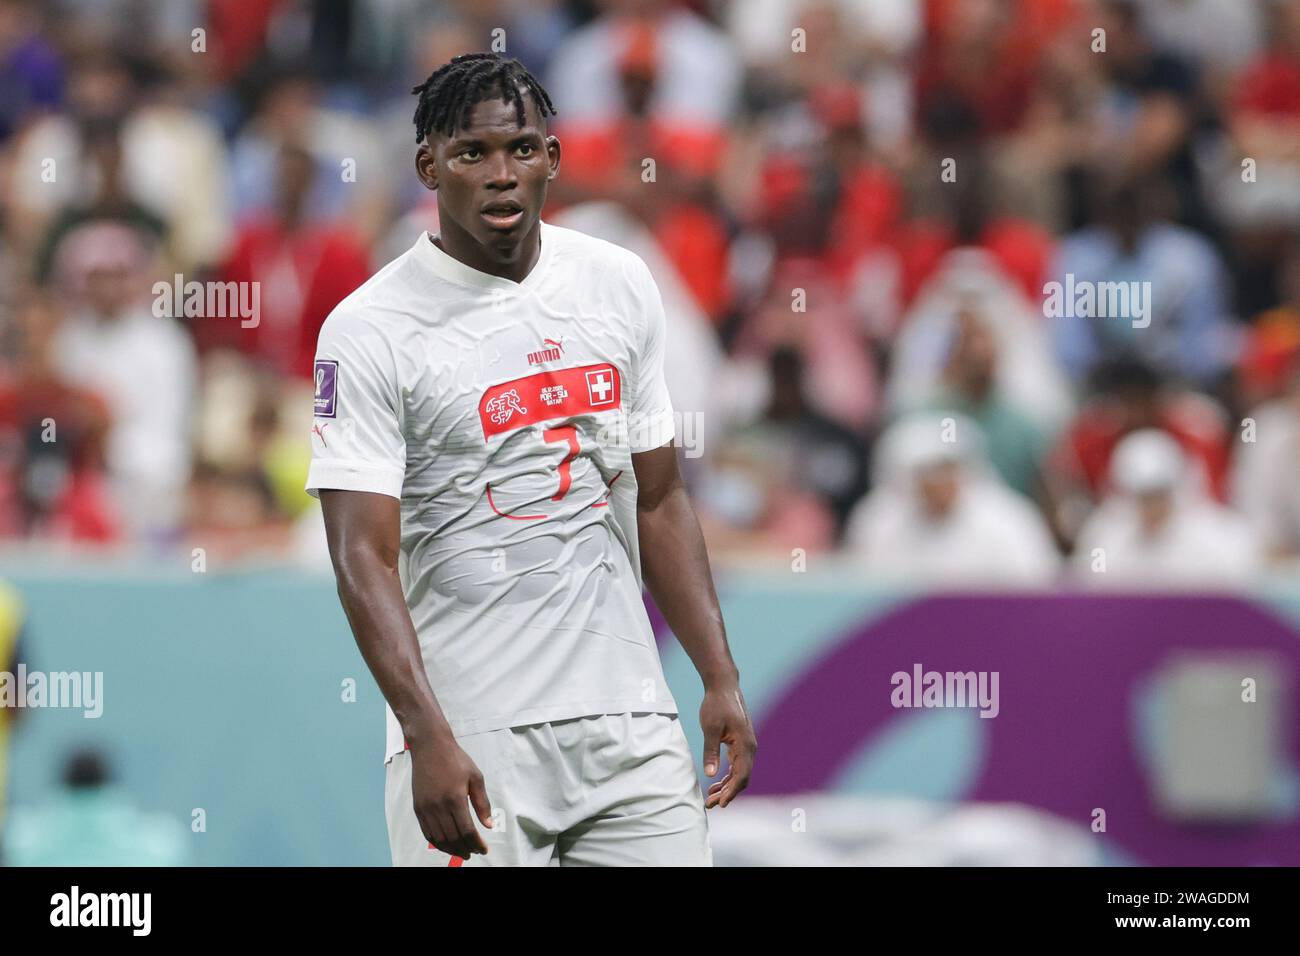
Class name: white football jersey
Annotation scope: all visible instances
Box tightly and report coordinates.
[306,222,680,759]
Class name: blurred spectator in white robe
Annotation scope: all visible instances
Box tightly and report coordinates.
[1074,428,1262,587]
[844,412,1060,585]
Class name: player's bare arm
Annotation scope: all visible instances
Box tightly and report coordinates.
[632,443,756,808]
[319,488,493,858]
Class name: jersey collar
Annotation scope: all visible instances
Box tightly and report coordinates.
[415,220,554,291]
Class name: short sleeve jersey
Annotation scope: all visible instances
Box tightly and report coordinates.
[305,222,679,757]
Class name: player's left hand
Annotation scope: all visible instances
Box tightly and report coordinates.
[699,682,756,809]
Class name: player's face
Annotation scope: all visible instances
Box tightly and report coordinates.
[417,93,560,264]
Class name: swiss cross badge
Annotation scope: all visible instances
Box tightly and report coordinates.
[585,369,614,406]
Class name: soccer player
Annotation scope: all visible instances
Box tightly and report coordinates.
[307,53,755,866]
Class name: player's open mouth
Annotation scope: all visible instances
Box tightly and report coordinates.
[481,201,525,230]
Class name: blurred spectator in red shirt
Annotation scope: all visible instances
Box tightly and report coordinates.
[207,0,289,84]
[916,0,1079,137]
[1236,242,1300,409]
[208,141,371,380]
[1233,0,1300,125]
[552,13,735,324]
[893,136,1056,314]
[0,290,116,542]
[753,82,903,288]
[1215,0,1300,314]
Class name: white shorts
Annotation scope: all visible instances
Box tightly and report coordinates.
[384,712,712,867]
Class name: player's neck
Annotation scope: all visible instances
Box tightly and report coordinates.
[432,221,543,285]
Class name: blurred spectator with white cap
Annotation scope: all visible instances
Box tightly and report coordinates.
[1072,428,1261,586]
[843,412,1059,584]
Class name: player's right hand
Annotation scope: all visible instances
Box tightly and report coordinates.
[408,737,493,859]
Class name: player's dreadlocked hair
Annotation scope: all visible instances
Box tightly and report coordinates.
[411,52,556,144]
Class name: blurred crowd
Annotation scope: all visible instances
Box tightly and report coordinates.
[1,0,1299,588]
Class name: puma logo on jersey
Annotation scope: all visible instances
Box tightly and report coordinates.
[527,336,565,366]
[485,388,528,425]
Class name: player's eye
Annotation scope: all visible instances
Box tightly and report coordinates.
[460,147,482,161]
[516,143,535,157]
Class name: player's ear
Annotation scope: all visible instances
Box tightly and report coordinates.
[415,142,438,191]
[545,135,561,182]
